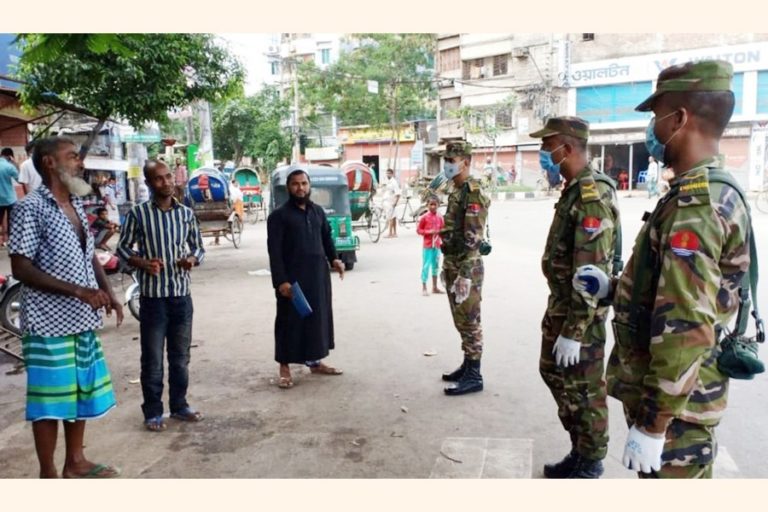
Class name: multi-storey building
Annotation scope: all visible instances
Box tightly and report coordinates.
[437,33,768,190]
[265,33,343,164]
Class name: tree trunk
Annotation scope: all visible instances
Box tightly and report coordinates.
[79,117,107,161]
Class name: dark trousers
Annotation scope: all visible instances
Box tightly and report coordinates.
[139,295,194,419]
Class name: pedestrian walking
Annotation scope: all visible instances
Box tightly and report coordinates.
[117,159,205,432]
[416,195,444,296]
[382,168,401,238]
[575,60,758,478]
[9,136,122,478]
[0,147,19,245]
[18,142,42,195]
[267,169,345,389]
[438,140,490,396]
[530,117,621,478]
[174,157,188,203]
[646,156,660,198]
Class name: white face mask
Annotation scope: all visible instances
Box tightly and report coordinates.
[443,160,461,179]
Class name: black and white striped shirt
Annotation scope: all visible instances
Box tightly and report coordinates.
[117,199,205,298]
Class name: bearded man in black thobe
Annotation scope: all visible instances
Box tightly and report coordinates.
[267,169,345,389]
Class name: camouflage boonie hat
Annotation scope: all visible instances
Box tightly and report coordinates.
[529,116,590,141]
[436,140,473,158]
[635,60,734,112]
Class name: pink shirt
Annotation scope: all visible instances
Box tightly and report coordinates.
[175,165,188,185]
[417,211,444,249]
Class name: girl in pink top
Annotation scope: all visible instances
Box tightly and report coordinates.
[416,196,445,296]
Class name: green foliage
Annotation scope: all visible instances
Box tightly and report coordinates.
[212,86,292,171]
[297,33,436,129]
[16,34,245,130]
[450,95,517,146]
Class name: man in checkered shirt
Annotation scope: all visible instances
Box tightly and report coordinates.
[9,136,123,478]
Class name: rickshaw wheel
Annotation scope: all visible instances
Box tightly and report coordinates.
[247,202,259,224]
[230,216,243,248]
[367,206,382,243]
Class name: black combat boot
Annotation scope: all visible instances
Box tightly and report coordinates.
[444,359,483,395]
[543,449,579,478]
[442,357,468,382]
[567,456,604,479]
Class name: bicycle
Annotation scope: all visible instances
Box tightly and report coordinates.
[397,193,420,226]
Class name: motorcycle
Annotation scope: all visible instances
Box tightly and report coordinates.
[0,250,140,336]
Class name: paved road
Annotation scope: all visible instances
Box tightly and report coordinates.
[0,194,766,478]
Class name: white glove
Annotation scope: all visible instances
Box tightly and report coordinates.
[552,335,581,367]
[572,265,610,300]
[450,277,471,305]
[622,425,665,474]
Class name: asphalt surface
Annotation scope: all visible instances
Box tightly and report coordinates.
[1,193,767,478]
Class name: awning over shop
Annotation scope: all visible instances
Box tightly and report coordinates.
[84,156,129,173]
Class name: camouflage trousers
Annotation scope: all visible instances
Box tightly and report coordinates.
[444,256,483,361]
[539,314,609,460]
[623,414,717,479]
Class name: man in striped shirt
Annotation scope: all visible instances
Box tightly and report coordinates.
[117,159,205,432]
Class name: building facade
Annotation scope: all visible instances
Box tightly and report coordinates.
[436,33,768,190]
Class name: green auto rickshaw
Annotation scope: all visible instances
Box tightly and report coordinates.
[270,165,360,270]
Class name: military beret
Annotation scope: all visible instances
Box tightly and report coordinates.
[436,140,473,158]
[529,116,590,141]
[635,59,734,112]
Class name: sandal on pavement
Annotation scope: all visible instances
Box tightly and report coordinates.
[64,463,121,479]
[278,376,294,389]
[144,416,166,432]
[170,407,204,422]
[310,365,343,376]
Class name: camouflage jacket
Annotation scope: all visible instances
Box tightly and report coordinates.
[606,156,750,435]
[541,166,619,342]
[440,177,490,278]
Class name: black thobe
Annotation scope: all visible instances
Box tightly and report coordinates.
[267,200,338,364]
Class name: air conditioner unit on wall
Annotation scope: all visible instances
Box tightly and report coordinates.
[512,47,529,59]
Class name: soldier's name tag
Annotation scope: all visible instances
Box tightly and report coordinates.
[670,230,700,257]
[467,203,481,216]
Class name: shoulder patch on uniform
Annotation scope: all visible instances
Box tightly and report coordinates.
[578,174,600,203]
[678,169,709,199]
[466,203,482,215]
[669,230,700,257]
[582,216,601,234]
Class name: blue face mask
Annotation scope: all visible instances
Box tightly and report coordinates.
[443,160,460,179]
[645,111,681,165]
[539,145,565,183]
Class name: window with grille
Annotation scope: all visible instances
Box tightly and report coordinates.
[493,55,509,76]
[495,109,513,128]
[440,97,461,114]
[440,47,460,73]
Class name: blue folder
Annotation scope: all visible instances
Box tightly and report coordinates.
[291,282,313,318]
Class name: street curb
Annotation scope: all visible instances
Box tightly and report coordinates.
[490,191,557,202]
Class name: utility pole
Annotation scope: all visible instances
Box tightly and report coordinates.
[291,49,301,164]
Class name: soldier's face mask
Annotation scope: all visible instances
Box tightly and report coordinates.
[443,158,462,179]
[539,144,565,183]
[645,110,685,166]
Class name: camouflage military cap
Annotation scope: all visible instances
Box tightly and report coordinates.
[529,116,590,141]
[635,60,734,112]
[436,140,473,158]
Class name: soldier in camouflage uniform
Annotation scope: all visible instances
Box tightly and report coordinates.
[530,117,620,479]
[577,61,752,478]
[438,140,491,396]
